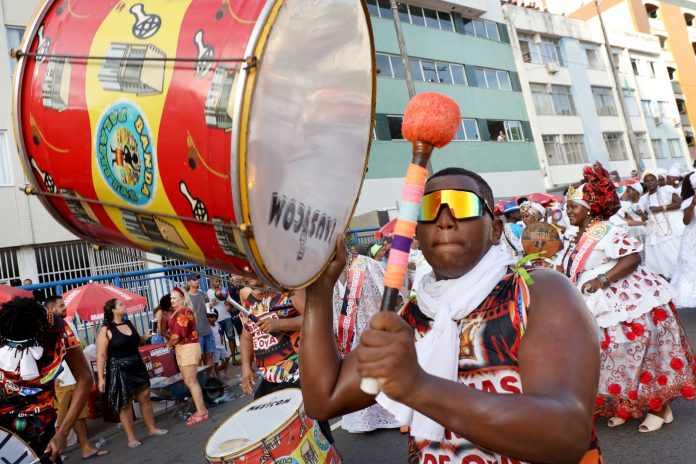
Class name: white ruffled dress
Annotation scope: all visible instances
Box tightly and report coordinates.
[560,225,696,418]
[671,197,696,308]
[638,188,685,279]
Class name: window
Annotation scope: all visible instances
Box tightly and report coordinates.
[623,89,639,116]
[0,132,12,186]
[604,132,628,160]
[544,134,588,165]
[475,67,513,91]
[7,27,25,75]
[641,100,656,117]
[530,84,575,115]
[387,115,404,140]
[677,99,687,114]
[635,132,650,159]
[453,118,481,141]
[462,18,501,41]
[562,135,589,164]
[592,87,618,116]
[585,47,603,69]
[376,53,405,79]
[519,34,563,66]
[631,58,655,78]
[652,139,666,159]
[403,57,466,86]
[487,120,524,142]
[543,135,561,164]
[667,138,683,158]
[657,101,671,119]
[367,1,455,31]
[505,121,524,141]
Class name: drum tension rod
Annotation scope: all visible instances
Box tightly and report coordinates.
[11,48,251,64]
[20,184,253,236]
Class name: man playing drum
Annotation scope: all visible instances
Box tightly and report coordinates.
[0,297,93,462]
[300,168,603,463]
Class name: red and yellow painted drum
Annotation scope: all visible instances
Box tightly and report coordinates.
[205,388,341,463]
[13,0,375,290]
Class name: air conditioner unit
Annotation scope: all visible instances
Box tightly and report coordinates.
[654,116,662,125]
[546,63,559,74]
[533,33,542,44]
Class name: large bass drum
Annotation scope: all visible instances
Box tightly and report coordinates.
[13,0,375,290]
[0,427,38,463]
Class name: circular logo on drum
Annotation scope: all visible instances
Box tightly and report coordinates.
[95,101,155,205]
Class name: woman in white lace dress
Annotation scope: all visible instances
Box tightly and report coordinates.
[559,164,695,432]
[671,172,696,308]
[638,171,685,279]
[331,253,399,433]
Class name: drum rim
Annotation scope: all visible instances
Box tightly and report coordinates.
[0,425,39,459]
[12,0,92,245]
[203,387,305,461]
[231,0,377,291]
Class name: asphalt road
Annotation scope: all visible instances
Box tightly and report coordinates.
[64,307,696,464]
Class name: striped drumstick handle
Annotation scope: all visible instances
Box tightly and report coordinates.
[361,142,433,395]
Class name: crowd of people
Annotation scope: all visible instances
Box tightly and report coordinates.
[2,160,696,463]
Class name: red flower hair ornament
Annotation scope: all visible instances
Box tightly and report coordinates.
[578,162,621,220]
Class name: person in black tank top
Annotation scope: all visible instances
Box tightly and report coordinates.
[96,299,168,448]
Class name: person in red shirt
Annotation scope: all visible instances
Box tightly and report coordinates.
[166,287,208,425]
[0,297,93,462]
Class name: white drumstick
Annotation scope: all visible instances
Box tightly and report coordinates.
[227,297,259,323]
[179,181,197,209]
[30,158,45,177]
[130,4,147,23]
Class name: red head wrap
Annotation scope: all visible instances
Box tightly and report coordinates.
[581,162,620,220]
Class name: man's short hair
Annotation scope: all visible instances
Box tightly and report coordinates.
[44,295,63,308]
[186,273,201,281]
[428,167,495,207]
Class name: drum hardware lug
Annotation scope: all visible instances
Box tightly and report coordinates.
[21,184,36,195]
[10,48,22,59]
[244,56,258,70]
[239,223,253,237]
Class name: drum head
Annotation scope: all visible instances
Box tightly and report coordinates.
[236,0,374,289]
[205,388,304,459]
[0,427,38,463]
[521,222,562,258]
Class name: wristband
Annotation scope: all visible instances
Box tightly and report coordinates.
[597,273,611,289]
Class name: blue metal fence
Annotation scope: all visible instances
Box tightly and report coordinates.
[20,264,216,345]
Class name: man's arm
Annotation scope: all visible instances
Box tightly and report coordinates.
[240,327,256,394]
[300,238,376,420]
[46,347,93,460]
[358,270,599,463]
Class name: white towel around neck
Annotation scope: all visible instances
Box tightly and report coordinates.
[376,245,514,441]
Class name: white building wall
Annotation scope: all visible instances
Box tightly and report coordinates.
[0,0,78,254]
[504,3,685,185]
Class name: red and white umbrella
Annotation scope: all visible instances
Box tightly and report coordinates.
[0,284,32,304]
[62,283,147,322]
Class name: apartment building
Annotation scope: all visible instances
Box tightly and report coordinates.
[544,0,696,161]
[504,2,690,187]
[357,0,545,213]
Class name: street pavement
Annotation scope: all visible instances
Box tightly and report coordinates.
[65,307,696,463]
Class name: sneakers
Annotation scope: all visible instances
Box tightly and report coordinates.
[186,411,209,426]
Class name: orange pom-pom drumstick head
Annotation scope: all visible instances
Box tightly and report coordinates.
[402,92,461,148]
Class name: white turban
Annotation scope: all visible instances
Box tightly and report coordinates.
[520,201,546,220]
[669,163,683,178]
[628,182,644,195]
[655,168,668,179]
[641,170,655,182]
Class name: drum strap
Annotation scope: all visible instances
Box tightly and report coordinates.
[567,223,612,284]
[337,257,367,356]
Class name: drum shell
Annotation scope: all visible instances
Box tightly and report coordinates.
[13,0,374,290]
[0,426,39,461]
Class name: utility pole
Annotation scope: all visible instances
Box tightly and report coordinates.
[390,0,416,99]
[595,0,643,172]
[389,1,433,174]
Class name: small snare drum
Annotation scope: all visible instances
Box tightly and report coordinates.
[205,388,340,464]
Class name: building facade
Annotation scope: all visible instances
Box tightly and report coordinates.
[544,0,696,161]
[504,2,691,187]
[357,0,545,214]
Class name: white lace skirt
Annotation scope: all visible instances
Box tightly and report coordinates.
[671,223,696,308]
